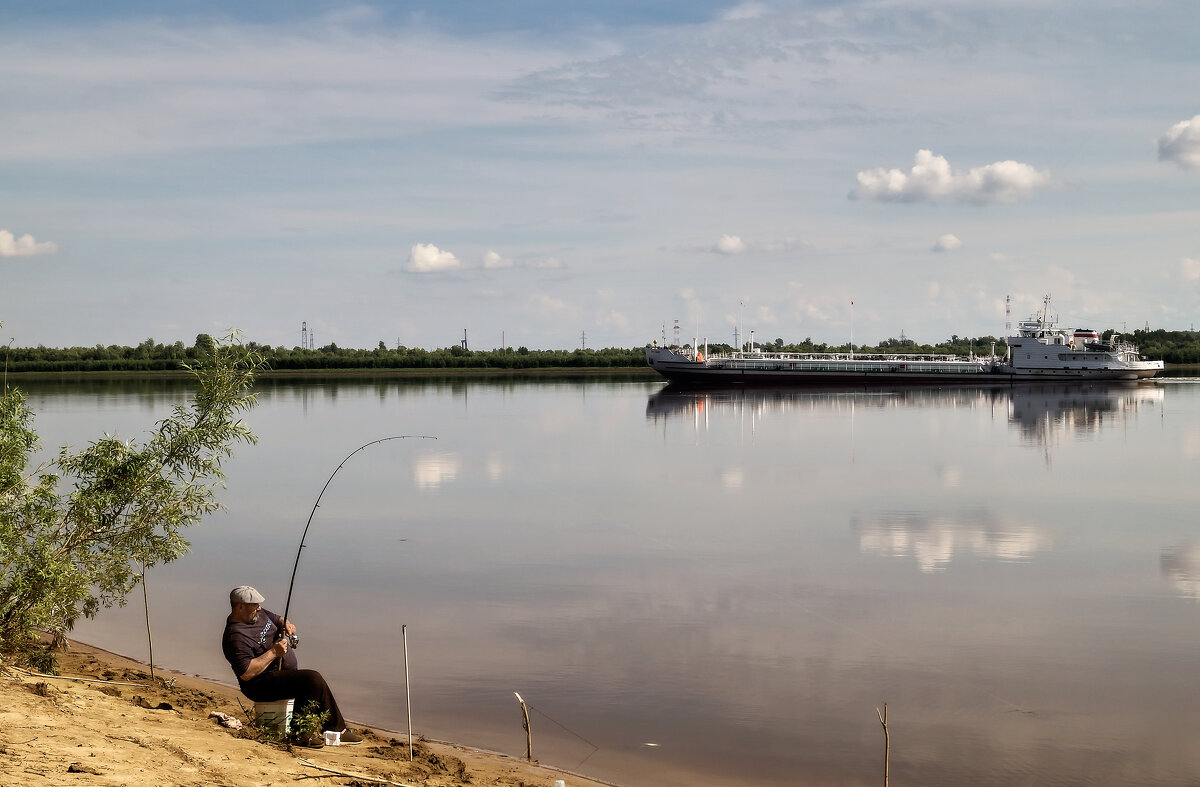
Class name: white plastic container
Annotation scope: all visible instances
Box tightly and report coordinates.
[323,730,342,746]
[254,699,294,734]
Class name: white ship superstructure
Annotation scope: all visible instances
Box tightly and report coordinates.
[1002,298,1163,380]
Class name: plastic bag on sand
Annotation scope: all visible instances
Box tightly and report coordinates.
[208,710,243,730]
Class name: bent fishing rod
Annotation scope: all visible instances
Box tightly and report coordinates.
[275,435,436,661]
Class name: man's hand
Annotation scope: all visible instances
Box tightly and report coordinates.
[239,637,288,682]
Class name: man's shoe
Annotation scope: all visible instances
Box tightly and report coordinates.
[300,733,325,748]
[339,729,364,745]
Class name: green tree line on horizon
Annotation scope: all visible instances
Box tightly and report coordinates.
[5,328,1200,373]
[2,335,648,373]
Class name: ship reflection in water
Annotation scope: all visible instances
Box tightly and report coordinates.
[647,381,1164,442]
[645,383,993,424]
[1008,381,1164,447]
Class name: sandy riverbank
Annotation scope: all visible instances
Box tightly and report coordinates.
[0,640,616,787]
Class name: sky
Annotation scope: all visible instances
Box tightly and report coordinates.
[2,0,1199,351]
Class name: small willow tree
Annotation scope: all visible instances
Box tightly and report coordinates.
[0,334,262,654]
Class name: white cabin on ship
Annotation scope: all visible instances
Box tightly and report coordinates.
[1003,300,1163,380]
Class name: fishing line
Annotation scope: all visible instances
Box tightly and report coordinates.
[527,701,601,769]
[278,435,436,655]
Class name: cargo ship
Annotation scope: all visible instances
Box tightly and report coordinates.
[646,297,1163,386]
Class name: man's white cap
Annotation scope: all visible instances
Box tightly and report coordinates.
[230,585,266,604]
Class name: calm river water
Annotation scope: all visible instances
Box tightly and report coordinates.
[19,375,1200,786]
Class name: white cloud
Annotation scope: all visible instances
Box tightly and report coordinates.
[759,237,808,254]
[482,249,513,269]
[1047,264,1077,290]
[679,287,703,328]
[531,293,567,314]
[597,309,630,332]
[1182,257,1200,281]
[1158,115,1200,170]
[0,229,57,257]
[720,2,769,21]
[925,282,941,298]
[932,234,961,252]
[850,150,1050,204]
[404,242,460,273]
[527,256,563,269]
[714,234,746,254]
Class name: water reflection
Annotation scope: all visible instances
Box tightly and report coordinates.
[645,384,996,422]
[1161,543,1200,599]
[647,382,1165,453]
[854,511,1051,572]
[1008,383,1164,446]
[413,452,461,489]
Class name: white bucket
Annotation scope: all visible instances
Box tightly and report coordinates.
[254,699,294,734]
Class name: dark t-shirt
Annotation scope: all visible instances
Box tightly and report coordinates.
[221,607,299,687]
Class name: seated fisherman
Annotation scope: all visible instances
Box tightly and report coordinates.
[221,585,363,747]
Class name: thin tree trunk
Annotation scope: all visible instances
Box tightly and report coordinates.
[876,703,889,787]
[141,563,155,681]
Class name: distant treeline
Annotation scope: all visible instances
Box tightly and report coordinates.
[5,328,1200,374]
[2,335,647,373]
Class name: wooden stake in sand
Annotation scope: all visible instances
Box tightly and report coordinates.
[514,692,532,761]
[876,702,889,787]
[403,624,413,762]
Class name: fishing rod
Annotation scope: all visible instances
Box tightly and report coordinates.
[276,435,436,660]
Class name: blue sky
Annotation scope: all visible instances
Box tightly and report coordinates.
[3,1,1198,350]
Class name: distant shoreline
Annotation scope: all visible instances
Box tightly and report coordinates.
[5,364,1196,382]
[4,366,661,381]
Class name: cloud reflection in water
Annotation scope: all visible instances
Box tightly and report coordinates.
[1160,543,1200,598]
[413,452,461,489]
[854,511,1050,572]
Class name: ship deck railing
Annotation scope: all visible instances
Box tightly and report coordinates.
[686,351,992,374]
[716,351,974,363]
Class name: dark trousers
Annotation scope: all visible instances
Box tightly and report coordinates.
[241,668,347,731]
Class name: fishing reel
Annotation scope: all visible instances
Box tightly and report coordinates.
[273,630,300,649]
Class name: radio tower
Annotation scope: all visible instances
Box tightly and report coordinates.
[1004,295,1011,336]
[301,321,308,349]
[673,319,680,348]
[580,330,586,350]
